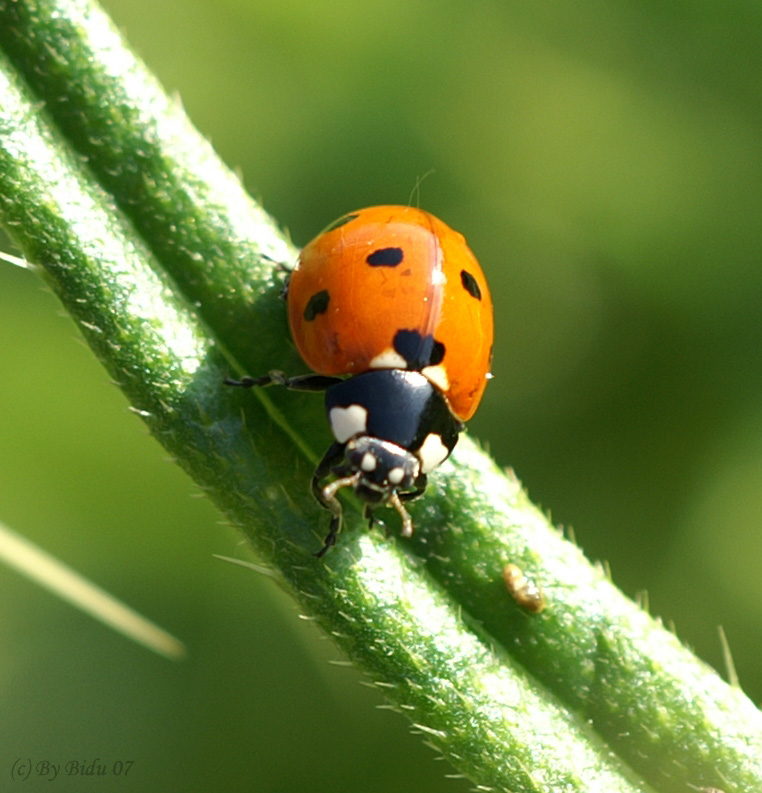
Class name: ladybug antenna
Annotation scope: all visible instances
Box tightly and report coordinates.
[408,169,436,208]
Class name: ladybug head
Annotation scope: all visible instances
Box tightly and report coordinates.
[321,436,425,539]
[345,436,421,499]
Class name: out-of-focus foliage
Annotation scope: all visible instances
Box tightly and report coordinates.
[1,1,760,791]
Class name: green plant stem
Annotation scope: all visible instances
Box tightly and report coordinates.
[0,2,760,792]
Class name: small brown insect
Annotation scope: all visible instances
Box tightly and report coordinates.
[503,563,546,614]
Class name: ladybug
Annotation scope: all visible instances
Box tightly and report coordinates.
[227,205,493,556]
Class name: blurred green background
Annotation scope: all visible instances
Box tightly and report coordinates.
[2,0,761,790]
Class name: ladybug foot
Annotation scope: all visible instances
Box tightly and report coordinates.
[365,508,387,535]
[314,516,340,558]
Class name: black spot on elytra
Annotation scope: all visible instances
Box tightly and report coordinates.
[322,213,359,233]
[367,247,404,267]
[460,270,482,300]
[303,290,330,321]
[393,329,446,370]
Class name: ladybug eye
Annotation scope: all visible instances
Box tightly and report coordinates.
[366,247,404,267]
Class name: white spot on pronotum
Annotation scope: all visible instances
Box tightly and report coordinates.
[387,467,405,485]
[421,364,449,393]
[329,405,368,443]
[418,433,450,473]
[361,452,377,471]
[369,349,407,369]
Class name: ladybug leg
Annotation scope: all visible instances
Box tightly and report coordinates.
[387,475,427,540]
[311,442,345,505]
[314,471,361,557]
[256,254,292,299]
[397,473,428,503]
[282,373,344,392]
[314,522,339,558]
[277,268,292,301]
[311,442,349,557]
[225,371,342,392]
[224,372,280,388]
[366,475,429,540]
[364,507,387,535]
[388,491,414,538]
